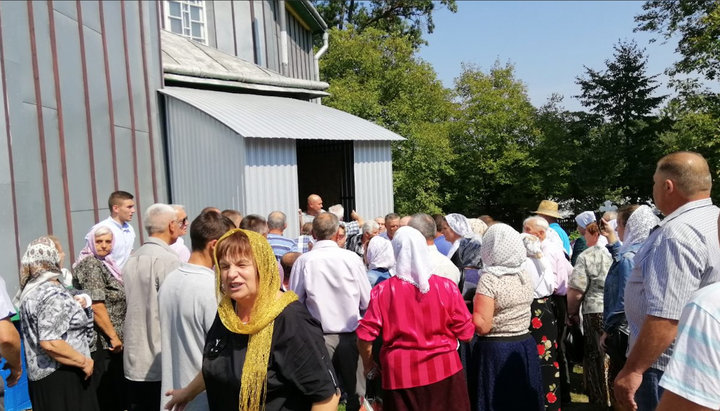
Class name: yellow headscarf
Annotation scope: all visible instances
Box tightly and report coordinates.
[213,229,298,411]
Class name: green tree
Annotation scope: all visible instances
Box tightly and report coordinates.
[320,27,456,214]
[636,0,720,80]
[448,62,540,224]
[313,0,457,48]
[575,40,667,203]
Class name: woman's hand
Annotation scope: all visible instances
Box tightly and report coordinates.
[599,331,608,353]
[81,356,93,380]
[566,312,580,326]
[109,336,123,353]
[599,218,618,244]
[165,387,193,411]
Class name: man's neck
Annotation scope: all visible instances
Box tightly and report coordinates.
[268,229,283,235]
[188,250,213,268]
[150,233,172,245]
[110,215,126,226]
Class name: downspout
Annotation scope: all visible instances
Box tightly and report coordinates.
[314,31,329,103]
[279,0,289,76]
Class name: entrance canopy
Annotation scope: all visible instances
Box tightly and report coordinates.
[160,87,405,142]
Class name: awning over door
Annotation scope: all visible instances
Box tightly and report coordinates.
[160,87,405,141]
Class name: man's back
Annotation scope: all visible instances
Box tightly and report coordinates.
[267,233,297,259]
[289,240,371,333]
[123,238,180,382]
[158,263,216,411]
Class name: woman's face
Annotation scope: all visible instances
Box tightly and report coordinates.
[617,219,626,242]
[94,233,113,258]
[441,220,460,243]
[219,253,258,304]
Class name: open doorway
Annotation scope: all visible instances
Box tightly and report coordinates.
[296,140,355,221]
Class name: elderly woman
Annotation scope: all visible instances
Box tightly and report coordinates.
[441,213,472,260]
[470,224,543,411]
[17,237,97,410]
[356,226,474,410]
[364,236,395,286]
[567,221,613,407]
[72,225,127,411]
[165,229,339,411]
[520,233,561,409]
[599,205,658,406]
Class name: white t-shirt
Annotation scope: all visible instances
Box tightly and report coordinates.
[659,282,720,409]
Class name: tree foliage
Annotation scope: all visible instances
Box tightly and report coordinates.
[320,27,456,214]
[636,0,720,80]
[313,0,457,47]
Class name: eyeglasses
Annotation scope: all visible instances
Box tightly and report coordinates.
[175,217,189,227]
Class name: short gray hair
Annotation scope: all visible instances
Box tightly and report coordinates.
[267,211,287,230]
[523,216,549,232]
[361,220,380,235]
[170,204,186,212]
[313,213,339,240]
[328,204,344,220]
[93,225,113,238]
[144,203,177,236]
[408,213,435,240]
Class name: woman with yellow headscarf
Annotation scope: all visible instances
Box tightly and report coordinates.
[165,229,339,411]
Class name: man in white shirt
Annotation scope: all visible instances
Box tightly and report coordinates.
[169,204,191,262]
[408,213,460,285]
[93,191,136,268]
[289,213,371,411]
[159,211,235,411]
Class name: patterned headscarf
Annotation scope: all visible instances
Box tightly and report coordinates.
[618,205,659,256]
[213,229,298,411]
[74,226,123,283]
[392,226,433,293]
[366,236,395,271]
[16,236,62,303]
[468,218,488,236]
[480,224,527,278]
[445,213,473,237]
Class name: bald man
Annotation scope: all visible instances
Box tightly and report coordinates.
[615,151,720,411]
[299,194,325,230]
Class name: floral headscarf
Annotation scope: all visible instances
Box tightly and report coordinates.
[16,236,62,303]
[74,226,123,283]
[213,229,298,411]
[445,213,473,237]
[392,226,433,293]
[618,205,659,256]
[366,236,395,271]
[480,224,527,278]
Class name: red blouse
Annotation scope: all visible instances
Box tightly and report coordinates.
[356,275,474,389]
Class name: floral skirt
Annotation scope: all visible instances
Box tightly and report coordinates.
[529,297,561,410]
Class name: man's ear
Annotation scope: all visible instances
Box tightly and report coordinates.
[206,239,218,256]
[664,178,675,194]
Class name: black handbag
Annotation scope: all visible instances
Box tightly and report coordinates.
[563,324,585,364]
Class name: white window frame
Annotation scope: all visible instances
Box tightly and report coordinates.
[164,0,207,45]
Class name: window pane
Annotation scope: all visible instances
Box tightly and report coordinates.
[191,22,203,38]
[170,18,182,34]
[183,11,189,27]
[168,1,181,17]
[190,6,201,21]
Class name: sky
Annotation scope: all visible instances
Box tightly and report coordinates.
[417,1,684,112]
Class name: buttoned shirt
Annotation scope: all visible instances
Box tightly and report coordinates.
[122,237,181,381]
[569,245,612,314]
[96,216,136,268]
[428,245,460,285]
[289,240,371,333]
[625,198,720,371]
[542,239,573,296]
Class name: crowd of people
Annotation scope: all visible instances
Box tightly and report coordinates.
[0,150,719,411]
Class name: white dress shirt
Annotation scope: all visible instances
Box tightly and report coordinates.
[542,239,572,296]
[289,240,371,333]
[427,244,460,285]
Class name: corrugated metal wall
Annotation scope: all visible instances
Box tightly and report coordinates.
[0,0,165,295]
[244,138,301,238]
[286,7,313,81]
[354,141,395,220]
[165,96,247,220]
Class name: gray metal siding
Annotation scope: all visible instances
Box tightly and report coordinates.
[165,97,247,219]
[244,138,300,238]
[0,0,164,295]
[354,141,395,220]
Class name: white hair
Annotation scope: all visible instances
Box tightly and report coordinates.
[523,216,549,232]
[144,203,177,235]
[93,225,113,238]
[328,204,344,220]
[170,204,186,212]
[362,220,380,235]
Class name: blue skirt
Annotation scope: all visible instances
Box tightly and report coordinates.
[468,333,544,411]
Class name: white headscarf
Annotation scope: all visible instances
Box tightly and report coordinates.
[618,205,659,256]
[480,224,527,278]
[392,226,433,293]
[445,213,473,237]
[366,236,395,271]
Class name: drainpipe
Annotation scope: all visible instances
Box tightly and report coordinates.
[314,31,329,103]
[279,0,289,76]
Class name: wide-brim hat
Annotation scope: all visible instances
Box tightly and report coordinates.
[533,200,562,219]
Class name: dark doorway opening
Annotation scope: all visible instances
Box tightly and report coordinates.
[296,140,355,221]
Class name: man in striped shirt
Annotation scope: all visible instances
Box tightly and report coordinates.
[266,211,298,259]
[615,152,720,410]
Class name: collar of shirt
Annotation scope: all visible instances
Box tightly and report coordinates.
[179,262,215,276]
[312,240,340,250]
[145,236,173,252]
[107,216,131,233]
[659,198,713,227]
